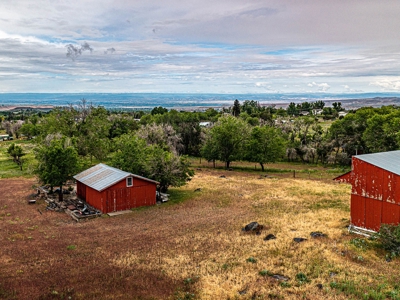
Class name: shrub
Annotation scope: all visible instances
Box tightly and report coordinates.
[295,272,310,285]
[246,257,257,263]
[375,224,400,256]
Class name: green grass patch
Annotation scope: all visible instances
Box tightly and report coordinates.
[308,198,349,211]
[165,188,196,205]
[330,280,399,300]
[0,140,36,178]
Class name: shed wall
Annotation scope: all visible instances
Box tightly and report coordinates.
[79,176,157,214]
[350,157,400,231]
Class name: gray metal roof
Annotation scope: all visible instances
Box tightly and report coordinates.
[73,163,158,192]
[355,150,400,176]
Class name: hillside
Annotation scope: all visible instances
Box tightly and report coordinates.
[1,169,398,299]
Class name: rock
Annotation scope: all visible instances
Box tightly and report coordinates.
[271,274,289,281]
[264,234,276,241]
[310,231,326,238]
[244,222,259,232]
[329,272,337,277]
[293,237,307,243]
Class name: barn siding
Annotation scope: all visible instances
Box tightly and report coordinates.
[348,157,400,231]
[76,181,86,201]
[351,194,365,228]
[81,176,157,214]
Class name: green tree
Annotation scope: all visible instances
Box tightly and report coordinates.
[34,136,79,201]
[151,106,168,115]
[363,112,400,153]
[7,143,25,170]
[287,102,298,116]
[332,102,343,111]
[76,106,111,162]
[201,115,250,169]
[19,123,38,139]
[232,99,241,117]
[112,134,193,192]
[313,100,325,109]
[245,126,286,171]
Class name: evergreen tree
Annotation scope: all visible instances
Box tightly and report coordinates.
[232,99,241,117]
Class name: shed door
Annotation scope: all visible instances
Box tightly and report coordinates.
[106,188,131,212]
[132,186,147,207]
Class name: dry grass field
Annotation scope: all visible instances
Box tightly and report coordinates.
[0,169,399,300]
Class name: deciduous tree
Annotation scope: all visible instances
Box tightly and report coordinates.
[201,115,250,169]
[34,135,79,201]
[245,126,286,171]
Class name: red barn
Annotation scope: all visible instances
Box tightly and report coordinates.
[335,151,400,233]
[74,163,159,214]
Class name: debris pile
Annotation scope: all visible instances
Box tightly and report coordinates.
[35,185,101,221]
[156,191,169,202]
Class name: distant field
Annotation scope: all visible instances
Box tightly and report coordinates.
[1,169,397,300]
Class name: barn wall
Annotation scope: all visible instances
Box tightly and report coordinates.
[85,185,103,212]
[76,181,86,201]
[101,177,157,213]
[350,157,400,231]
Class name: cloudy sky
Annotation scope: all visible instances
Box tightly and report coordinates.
[1,0,400,94]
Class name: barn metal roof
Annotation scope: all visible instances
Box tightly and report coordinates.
[355,150,400,176]
[73,163,158,192]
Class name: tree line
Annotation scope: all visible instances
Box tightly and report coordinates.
[6,99,400,194]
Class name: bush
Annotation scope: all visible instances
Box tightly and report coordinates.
[375,224,400,256]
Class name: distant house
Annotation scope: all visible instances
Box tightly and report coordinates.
[199,121,212,127]
[312,109,323,115]
[299,111,310,116]
[74,163,159,213]
[335,151,400,233]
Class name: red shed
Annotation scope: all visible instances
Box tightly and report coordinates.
[335,150,400,232]
[73,163,159,214]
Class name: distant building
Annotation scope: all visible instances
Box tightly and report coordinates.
[312,109,323,115]
[199,121,212,127]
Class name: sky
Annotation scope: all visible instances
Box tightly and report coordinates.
[1,0,400,94]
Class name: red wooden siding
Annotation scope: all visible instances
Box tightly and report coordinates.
[76,181,86,201]
[76,176,157,214]
[346,156,400,231]
[351,194,365,228]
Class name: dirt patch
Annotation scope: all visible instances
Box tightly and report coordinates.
[0,172,397,300]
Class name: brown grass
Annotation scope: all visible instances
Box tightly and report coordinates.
[0,171,397,300]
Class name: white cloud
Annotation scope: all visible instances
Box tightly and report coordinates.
[307,82,330,91]
[370,79,400,91]
[0,1,399,92]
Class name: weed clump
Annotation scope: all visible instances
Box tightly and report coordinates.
[246,257,257,263]
[374,224,400,256]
